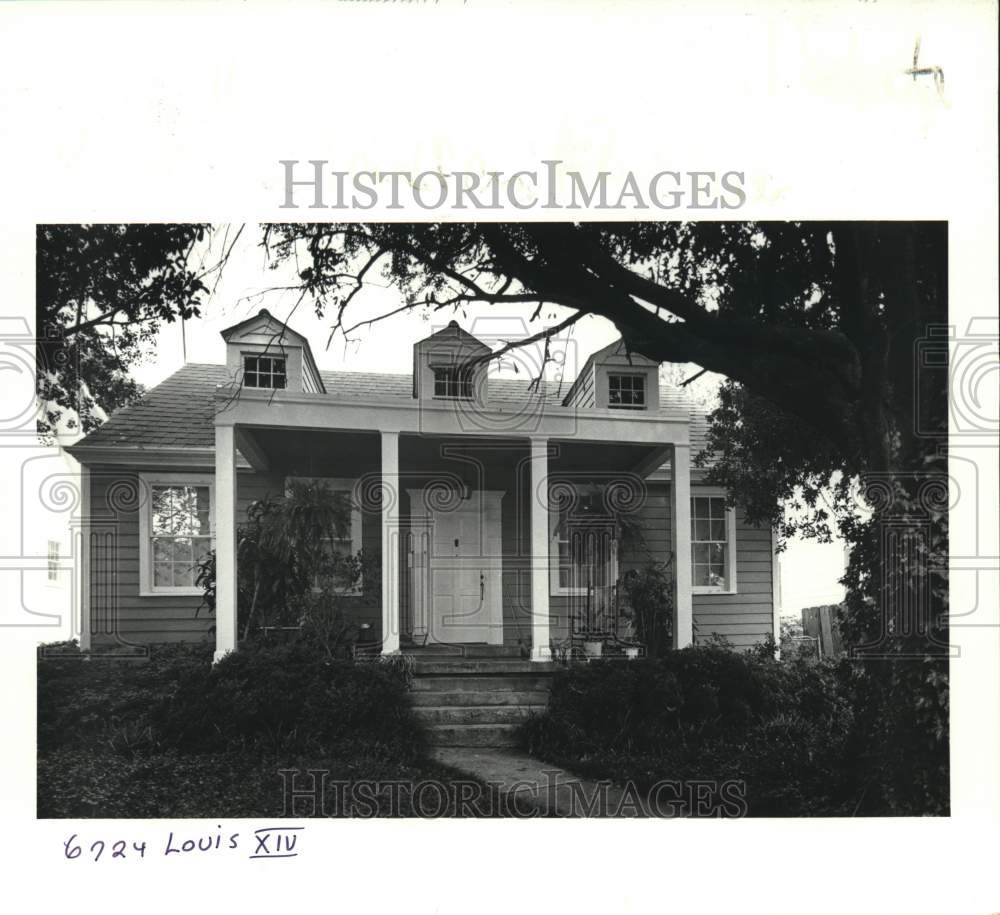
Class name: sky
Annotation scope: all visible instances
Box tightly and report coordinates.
[133,225,846,616]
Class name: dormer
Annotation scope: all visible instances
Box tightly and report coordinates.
[562,338,660,412]
[220,308,325,394]
[413,320,490,406]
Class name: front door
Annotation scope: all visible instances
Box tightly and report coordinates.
[408,490,504,645]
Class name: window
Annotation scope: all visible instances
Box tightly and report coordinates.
[285,477,364,594]
[691,494,737,592]
[139,475,213,595]
[47,540,60,582]
[243,354,286,389]
[608,373,646,409]
[432,366,473,399]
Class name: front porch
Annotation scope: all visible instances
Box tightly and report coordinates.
[212,391,694,663]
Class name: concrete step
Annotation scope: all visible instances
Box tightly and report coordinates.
[411,674,554,693]
[413,704,543,726]
[411,659,558,676]
[411,689,551,708]
[404,644,526,659]
[426,723,522,748]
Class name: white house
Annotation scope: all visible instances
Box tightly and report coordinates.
[66,310,780,662]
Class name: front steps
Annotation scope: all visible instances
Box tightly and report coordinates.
[409,655,556,748]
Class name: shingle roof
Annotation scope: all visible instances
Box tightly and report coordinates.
[71,362,707,453]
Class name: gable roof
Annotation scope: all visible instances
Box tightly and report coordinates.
[560,338,658,406]
[413,319,491,353]
[221,308,326,394]
[68,361,708,459]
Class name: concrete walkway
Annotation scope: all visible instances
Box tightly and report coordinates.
[432,747,660,817]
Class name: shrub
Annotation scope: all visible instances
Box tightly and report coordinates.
[522,644,858,815]
[37,642,212,754]
[196,480,380,642]
[620,563,673,658]
[39,640,424,761]
[151,641,423,759]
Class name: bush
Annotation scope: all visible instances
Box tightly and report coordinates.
[153,641,423,759]
[36,641,443,818]
[522,643,858,816]
[37,642,212,754]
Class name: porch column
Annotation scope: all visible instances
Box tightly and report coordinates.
[529,436,551,661]
[78,465,91,652]
[671,442,694,648]
[380,431,400,654]
[214,425,238,662]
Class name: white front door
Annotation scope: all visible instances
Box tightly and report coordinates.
[409,490,504,645]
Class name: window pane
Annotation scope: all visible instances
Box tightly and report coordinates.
[693,564,711,587]
[710,519,726,541]
[243,355,286,389]
[153,538,172,563]
[173,562,196,588]
[694,519,712,541]
[153,560,171,586]
[693,543,710,565]
[692,497,710,519]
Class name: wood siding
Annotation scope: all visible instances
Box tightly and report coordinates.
[693,517,775,650]
[87,465,774,652]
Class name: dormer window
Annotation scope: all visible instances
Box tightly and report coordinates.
[243,354,286,389]
[608,373,646,410]
[433,365,474,400]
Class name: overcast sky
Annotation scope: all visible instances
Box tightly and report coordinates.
[133,225,846,616]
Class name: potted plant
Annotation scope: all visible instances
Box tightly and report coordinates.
[582,636,604,659]
[620,562,674,660]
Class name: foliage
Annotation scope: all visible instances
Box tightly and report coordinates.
[264,220,949,815]
[619,563,673,658]
[522,645,872,816]
[37,641,516,818]
[37,641,213,754]
[152,641,423,757]
[196,479,379,650]
[35,224,211,440]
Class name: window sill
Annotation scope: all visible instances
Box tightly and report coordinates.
[550,586,590,597]
[692,586,738,596]
[140,588,204,598]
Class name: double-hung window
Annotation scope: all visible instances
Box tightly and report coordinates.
[690,492,738,593]
[139,474,214,595]
[46,540,60,583]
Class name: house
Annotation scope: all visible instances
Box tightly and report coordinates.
[66,310,780,661]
